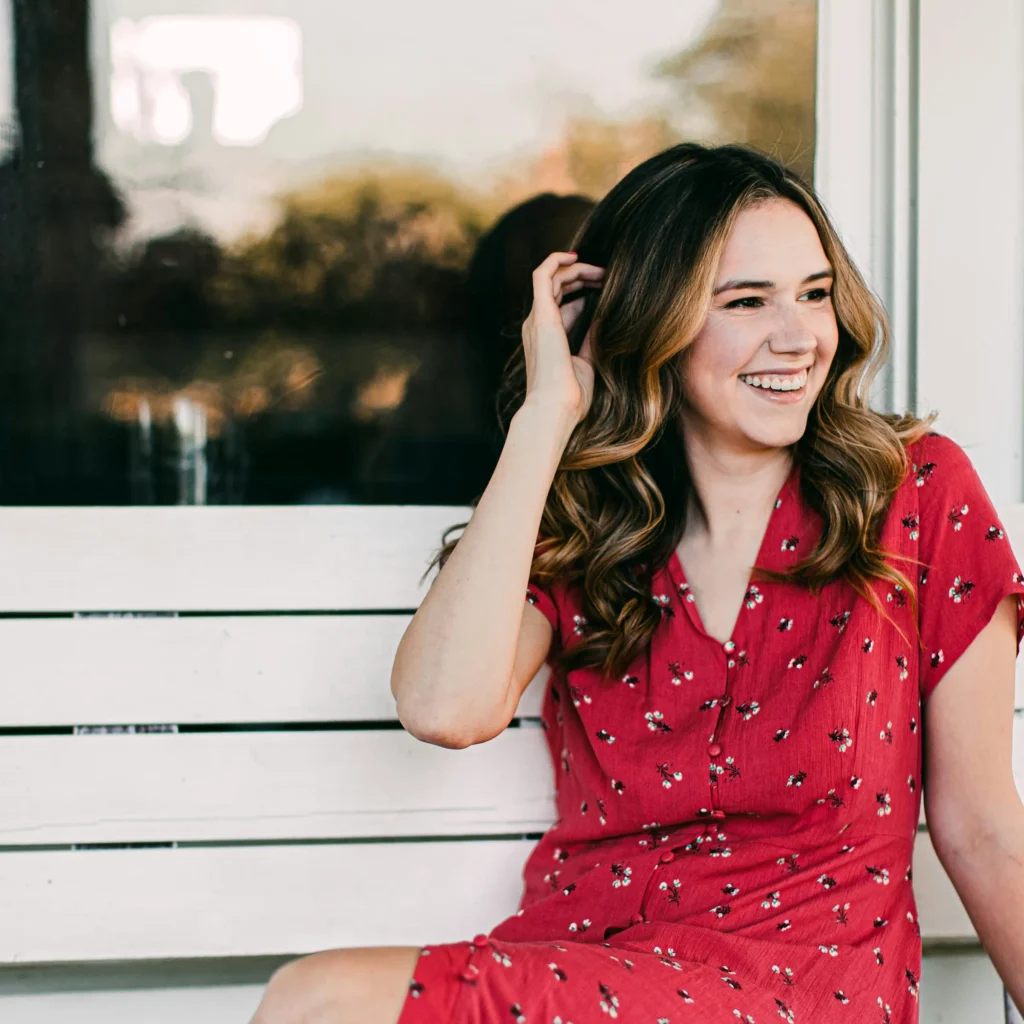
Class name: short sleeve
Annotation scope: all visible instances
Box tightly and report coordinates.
[525,578,559,635]
[913,433,1024,704]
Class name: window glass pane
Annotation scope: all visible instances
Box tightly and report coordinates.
[0,0,816,504]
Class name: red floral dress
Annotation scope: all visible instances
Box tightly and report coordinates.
[398,432,1024,1024]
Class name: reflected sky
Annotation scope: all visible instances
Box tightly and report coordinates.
[0,0,718,241]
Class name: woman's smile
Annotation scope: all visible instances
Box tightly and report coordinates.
[738,366,811,404]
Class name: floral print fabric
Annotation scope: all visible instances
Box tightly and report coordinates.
[398,433,1024,1024]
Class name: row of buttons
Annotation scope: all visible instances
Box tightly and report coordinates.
[458,934,494,982]
[625,645,738,930]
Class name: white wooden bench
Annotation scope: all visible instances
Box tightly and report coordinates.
[0,504,1020,1022]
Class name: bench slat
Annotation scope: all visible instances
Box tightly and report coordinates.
[0,506,465,612]
[0,616,547,726]
[0,840,536,964]
[0,503,1015,614]
[7,714,1017,845]
[0,830,970,965]
[0,729,554,845]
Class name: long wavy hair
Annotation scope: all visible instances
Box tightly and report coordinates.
[431,142,935,679]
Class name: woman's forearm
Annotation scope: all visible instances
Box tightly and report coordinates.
[937,809,1024,1013]
[390,400,575,746]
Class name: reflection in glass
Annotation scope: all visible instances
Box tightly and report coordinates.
[110,16,303,147]
[0,0,816,504]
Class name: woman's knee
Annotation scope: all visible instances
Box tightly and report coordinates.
[250,946,419,1024]
[250,951,350,1024]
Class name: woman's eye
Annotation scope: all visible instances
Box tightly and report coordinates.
[725,289,832,310]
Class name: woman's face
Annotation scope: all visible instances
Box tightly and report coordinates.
[680,198,839,454]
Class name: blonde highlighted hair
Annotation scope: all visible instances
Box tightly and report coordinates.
[433,142,934,678]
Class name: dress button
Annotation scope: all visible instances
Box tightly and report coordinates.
[723,640,736,652]
[719,695,732,708]
[709,809,726,820]
[659,850,675,864]
[630,912,645,924]
[472,933,489,946]
[458,966,479,983]
[707,742,722,757]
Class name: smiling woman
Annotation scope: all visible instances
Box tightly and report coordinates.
[362,141,1024,1024]
[457,143,930,685]
[681,199,838,446]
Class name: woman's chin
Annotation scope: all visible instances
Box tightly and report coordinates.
[736,419,809,451]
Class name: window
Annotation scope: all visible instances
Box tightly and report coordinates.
[0,0,816,504]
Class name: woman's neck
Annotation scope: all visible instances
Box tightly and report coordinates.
[682,440,794,547]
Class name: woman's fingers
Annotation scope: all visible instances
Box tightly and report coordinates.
[531,252,581,319]
[521,251,604,425]
[552,264,604,305]
[558,280,603,308]
[533,254,605,314]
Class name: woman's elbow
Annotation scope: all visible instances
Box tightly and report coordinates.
[395,693,509,749]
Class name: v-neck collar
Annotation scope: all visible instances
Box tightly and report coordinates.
[665,459,802,646]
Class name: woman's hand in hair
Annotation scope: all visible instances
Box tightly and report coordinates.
[521,251,603,427]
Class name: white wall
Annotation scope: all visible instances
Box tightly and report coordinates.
[915,0,1024,504]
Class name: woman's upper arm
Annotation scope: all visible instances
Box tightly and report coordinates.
[911,434,1024,848]
[923,594,1021,853]
[494,584,559,733]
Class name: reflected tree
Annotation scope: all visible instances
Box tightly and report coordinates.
[0,0,124,500]
[654,0,817,182]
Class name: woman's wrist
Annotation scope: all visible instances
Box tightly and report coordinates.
[511,398,579,454]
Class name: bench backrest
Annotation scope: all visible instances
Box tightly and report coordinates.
[0,504,1021,965]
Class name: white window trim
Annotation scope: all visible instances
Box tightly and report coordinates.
[814,0,918,418]
[816,0,1024,504]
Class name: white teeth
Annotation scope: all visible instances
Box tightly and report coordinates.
[740,369,808,392]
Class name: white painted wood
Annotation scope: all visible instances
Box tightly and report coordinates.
[914,828,976,942]
[0,506,1013,728]
[0,500,1013,614]
[0,832,980,966]
[919,951,1009,1024]
[0,728,555,845]
[0,984,267,1024]
[0,503,1019,968]
[0,506,468,611]
[875,0,918,417]
[916,0,1024,503]
[15,714,1014,842]
[814,0,879,284]
[0,615,547,726]
[815,0,917,414]
[0,840,536,963]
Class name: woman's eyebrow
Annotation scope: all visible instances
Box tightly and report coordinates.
[713,268,834,296]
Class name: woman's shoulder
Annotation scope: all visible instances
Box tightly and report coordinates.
[903,430,976,488]
[893,429,1008,548]
[875,431,981,543]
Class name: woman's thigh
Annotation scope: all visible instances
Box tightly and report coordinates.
[249,945,422,1024]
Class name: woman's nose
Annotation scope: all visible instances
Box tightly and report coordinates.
[768,309,818,353]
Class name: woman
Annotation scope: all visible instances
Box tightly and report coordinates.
[252,143,1024,1023]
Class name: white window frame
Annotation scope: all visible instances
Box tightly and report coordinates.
[816,0,1024,505]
